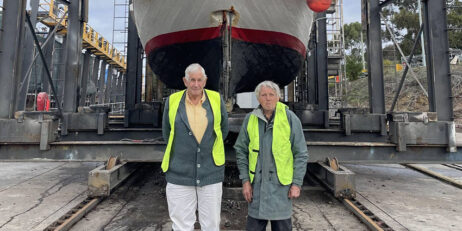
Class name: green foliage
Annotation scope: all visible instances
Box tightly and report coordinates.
[448,0,462,49]
[346,55,363,81]
[383,59,393,66]
[380,0,462,52]
[344,22,362,50]
[344,22,365,81]
[384,2,420,55]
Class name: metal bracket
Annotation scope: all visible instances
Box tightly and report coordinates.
[389,117,455,152]
[0,114,58,145]
[40,120,51,151]
[341,112,386,136]
[344,114,351,135]
[396,122,407,152]
[307,160,356,199]
[124,102,162,127]
[294,108,329,128]
[97,113,105,135]
[447,121,457,153]
[88,162,138,197]
[63,109,109,133]
[61,113,69,136]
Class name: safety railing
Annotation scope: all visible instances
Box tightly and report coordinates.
[39,0,126,71]
[82,23,126,70]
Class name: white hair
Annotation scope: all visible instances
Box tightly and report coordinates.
[255,81,281,99]
[184,63,207,80]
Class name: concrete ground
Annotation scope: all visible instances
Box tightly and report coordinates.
[0,162,100,231]
[0,162,461,230]
[344,164,462,231]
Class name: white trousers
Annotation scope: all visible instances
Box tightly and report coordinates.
[166,182,222,231]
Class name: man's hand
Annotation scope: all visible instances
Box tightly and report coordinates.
[242,181,253,203]
[288,184,301,199]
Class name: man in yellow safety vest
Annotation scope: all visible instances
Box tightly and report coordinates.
[234,80,308,231]
[162,63,228,231]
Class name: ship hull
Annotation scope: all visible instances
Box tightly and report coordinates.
[133,0,313,93]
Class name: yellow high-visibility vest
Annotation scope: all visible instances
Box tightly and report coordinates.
[247,102,293,185]
[161,89,225,172]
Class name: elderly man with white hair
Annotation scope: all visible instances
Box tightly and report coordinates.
[234,80,308,231]
[162,63,228,231]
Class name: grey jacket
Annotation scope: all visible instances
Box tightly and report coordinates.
[234,106,308,220]
[162,91,228,186]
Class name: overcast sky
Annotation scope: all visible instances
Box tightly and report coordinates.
[87,0,362,46]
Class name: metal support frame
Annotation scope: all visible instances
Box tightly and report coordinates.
[40,27,56,94]
[20,24,66,110]
[316,12,329,112]
[390,25,425,112]
[79,50,91,107]
[341,112,387,136]
[57,35,68,105]
[64,105,109,132]
[105,66,114,104]
[98,60,107,104]
[221,10,233,101]
[16,0,40,111]
[136,51,143,105]
[25,13,63,117]
[364,0,385,114]
[145,65,153,102]
[90,57,100,104]
[40,120,52,151]
[307,33,317,105]
[125,7,140,112]
[63,0,83,114]
[0,112,58,145]
[118,73,126,103]
[88,162,138,197]
[0,0,27,119]
[112,71,119,104]
[0,0,459,165]
[389,112,456,152]
[296,14,329,128]
[294,105,329,127]
[124,0,161,127]
[423,0,454,121]
[2,142,461,163]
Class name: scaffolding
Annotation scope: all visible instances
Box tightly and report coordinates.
[326,0,346,108]
[112,0,129,58]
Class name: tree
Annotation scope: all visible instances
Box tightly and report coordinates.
[345,55,363,81]
[344,22,362,50]
[382,0,462,52]
[343,22,365,81]
[448,0,462,49]
[381,1,420,55]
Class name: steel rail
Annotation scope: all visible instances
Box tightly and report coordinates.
[403,164,462,189]
[343,198,394,231]
[44,197,102,231]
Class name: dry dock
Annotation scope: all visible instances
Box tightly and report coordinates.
[0,162,461,230]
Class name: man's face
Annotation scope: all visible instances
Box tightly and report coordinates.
[183,69,207,97]
[257,86,279,112]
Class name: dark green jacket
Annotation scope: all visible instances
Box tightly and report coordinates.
[234,106,308,219]
[162,91,228,186]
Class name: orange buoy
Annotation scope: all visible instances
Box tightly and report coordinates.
[307,0,332,13]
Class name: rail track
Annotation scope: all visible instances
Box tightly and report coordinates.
[41,163,462,230]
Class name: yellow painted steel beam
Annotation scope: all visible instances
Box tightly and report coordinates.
[38,0,126,71]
